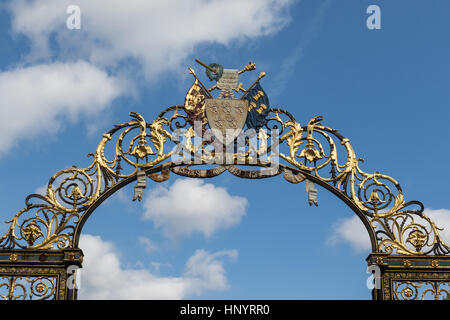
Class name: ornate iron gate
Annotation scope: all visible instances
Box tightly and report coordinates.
[1,61,449,300]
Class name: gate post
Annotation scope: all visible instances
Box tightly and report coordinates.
[0,249,83,300]
[367,253,450,300]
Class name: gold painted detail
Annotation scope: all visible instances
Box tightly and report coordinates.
[403,259,412,268]
[406,227,428,252]
[9,254,18,262]
[431,260,440,268]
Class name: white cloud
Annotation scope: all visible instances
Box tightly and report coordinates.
[424,208,450,246]
[327,215,371,253]
[78,234,237,299]
[139,236,158,254]
[34,184,48,195]
[184,248,238,296]
[8,0,294,79]
[143,179,248,239]
[328,209,450,253]
[2,0,294,155]
[150,261,173,274]
[0,61,126,154]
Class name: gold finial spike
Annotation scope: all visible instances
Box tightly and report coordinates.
[238,61,256,74]
[195,59,218,74]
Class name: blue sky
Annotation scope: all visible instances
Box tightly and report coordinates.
[1,0,450,299]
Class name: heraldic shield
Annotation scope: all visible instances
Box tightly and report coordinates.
[205,98,248,145]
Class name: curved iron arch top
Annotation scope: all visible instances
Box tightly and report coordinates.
[0,66,448,257]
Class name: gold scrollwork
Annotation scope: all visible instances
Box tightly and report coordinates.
[0,70,447,258]
[0,276,57,300]
[393,281,450,300]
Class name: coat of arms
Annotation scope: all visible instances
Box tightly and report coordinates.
[184,59,269,146]
[204,98,247,145]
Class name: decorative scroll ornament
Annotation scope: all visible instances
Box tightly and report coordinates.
[132,169,147,202]
[283,169,306,184]
[0,59,448,259]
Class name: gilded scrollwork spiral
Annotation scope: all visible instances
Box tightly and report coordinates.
[355,173,404,217]
[27,277,57,300]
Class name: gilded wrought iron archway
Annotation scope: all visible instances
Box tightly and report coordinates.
[1,61,449,300]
